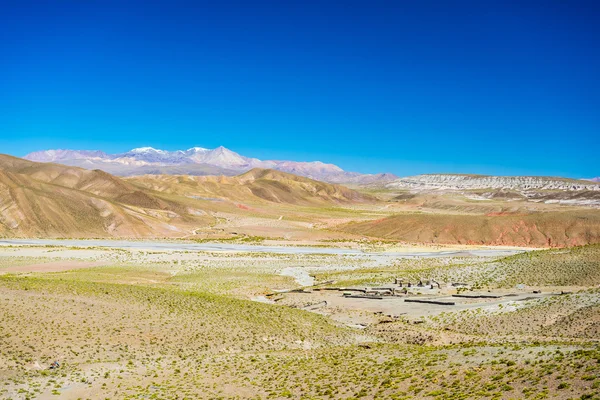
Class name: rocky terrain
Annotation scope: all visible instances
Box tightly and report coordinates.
[383,174,600,208]
[387,174,600,191]
[23,147,397,184]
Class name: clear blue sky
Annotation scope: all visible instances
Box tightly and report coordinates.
[1,0,598,177]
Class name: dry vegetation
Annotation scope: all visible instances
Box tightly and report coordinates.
[306,245,600,292]
[426,289,600,340]
[0,244,599,399]
[1,155,600,398]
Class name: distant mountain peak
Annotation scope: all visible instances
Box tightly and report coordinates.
[24,149,108,162]
[186,147,209,153]
[129,147,164,153]
[22,145,396,184]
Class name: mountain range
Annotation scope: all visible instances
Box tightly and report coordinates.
[0,153,370,238]
[23,146,397,184]
[386,174,600,192]
[384,174,600,207]
[2,153,600,246]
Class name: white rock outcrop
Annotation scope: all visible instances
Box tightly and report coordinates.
[386,174,600,191]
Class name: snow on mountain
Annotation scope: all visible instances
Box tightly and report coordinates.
[25,148,594,189]
[128,147,165,153]
[196,146,254,168]
[23,146,394,183]
[115,148,190,165]
[24,149,108,162]
[183,147,210,161]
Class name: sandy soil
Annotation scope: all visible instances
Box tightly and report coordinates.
[279,289,559,319]
[1,260,108,272]
[279,267,315,286]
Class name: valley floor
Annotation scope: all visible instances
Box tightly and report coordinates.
[0,241,599,399]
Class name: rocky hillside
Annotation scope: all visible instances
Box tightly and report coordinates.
[387,174,600,191]
[339,211,600,247]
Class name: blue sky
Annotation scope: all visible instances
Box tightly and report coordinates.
[1,0,598,177]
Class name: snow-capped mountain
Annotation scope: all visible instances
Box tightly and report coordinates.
[24,149,108,162]
[190,146,271,169]
[114,147,191,165]
[22,146,397,184]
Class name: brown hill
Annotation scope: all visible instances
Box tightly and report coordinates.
[0,154,175,209]
[4,155,596,246]
[128,168,373,206]
[0,154,208,238]
[0,156,372,238]
[339,211,600,247]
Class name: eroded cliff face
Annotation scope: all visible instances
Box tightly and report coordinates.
[387,175,600,191]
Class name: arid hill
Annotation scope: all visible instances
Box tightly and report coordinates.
[128,168,373,205]
[338,211,600,247]
[2,154,599,246]
[0,154,211,237]
[0,156,372,238]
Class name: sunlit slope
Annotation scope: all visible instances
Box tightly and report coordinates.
[0,154,213,237]
[339,211,600,247]
[1,254,599,399]
[4,153,598,246]
[0,154,192,210]
[489,244,600,286]
[0,156,374,238]
[128,168,374,205]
